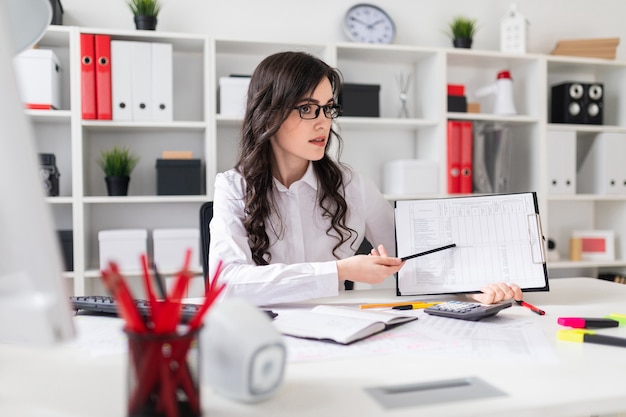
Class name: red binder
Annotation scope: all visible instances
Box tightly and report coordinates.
[80,33,96,120]
[459,121,473,193]
[447,120,461,194]
[95,35,112,120]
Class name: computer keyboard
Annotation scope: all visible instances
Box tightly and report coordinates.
[69,295,277,322]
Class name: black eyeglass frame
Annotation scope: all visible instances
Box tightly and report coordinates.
[292,103,341,120]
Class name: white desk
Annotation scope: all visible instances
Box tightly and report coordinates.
[1,277,625,417]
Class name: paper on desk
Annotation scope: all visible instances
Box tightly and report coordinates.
[68,316,127,357]
[277,308,558,364]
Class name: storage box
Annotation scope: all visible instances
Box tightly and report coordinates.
[13,49,61,110]
[383,159,439,195]
[153,228,201,270]
[219,76,250,117]
[98,229,148,271]
[156,159,203,195]
[447,95,467,112]
[57,230,73,271]
[339,83,380,117]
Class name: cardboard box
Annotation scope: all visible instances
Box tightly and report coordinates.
[219,76,250,117]
[339,83,380,117]
[153,228,201,270]
[98,229,147,271]
[13,49,61,110]
[383,159,439,195]
[156,159,203,195]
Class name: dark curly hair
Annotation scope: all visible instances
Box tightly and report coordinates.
[235,51,357,265]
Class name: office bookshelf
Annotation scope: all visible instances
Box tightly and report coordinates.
[29,26,626,295]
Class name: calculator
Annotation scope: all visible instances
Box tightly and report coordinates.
[424,300,512,321]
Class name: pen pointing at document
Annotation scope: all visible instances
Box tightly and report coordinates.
[400,243,456,262]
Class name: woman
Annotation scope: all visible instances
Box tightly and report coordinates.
[209,51,521,306]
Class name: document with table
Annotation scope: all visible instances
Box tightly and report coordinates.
[395,192,549,296]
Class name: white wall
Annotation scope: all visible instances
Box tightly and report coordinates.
[59,0,626,58]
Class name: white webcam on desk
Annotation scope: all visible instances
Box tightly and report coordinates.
[201,298,287,403]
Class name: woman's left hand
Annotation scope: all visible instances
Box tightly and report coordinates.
[468,282,523,304]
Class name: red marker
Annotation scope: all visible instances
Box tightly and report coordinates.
[515,300,546,316]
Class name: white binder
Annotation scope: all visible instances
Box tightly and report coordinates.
[151,42,173,121]
[546,130,576,194]
[577,132,625,195]
[130,41,152,121]
[111,40,133,121]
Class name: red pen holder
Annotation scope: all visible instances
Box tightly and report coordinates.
[125,327,202,417]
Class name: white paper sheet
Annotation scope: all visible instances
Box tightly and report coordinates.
[276,308,558,364]
[395,193,547,295]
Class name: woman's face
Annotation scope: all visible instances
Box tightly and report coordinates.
[270,78,334,172]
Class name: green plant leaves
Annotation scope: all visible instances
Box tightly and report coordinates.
[98,146,140,177]
[448,16,478,39]
[127,0,161,17]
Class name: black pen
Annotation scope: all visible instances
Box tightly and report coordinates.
[401,243,457,262]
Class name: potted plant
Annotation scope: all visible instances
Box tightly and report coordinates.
[98,146,139,196]
[127,0,162,31]
[447,16,479,48]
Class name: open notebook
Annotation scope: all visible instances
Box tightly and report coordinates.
[272,305,417,345]
[395,192,549,296]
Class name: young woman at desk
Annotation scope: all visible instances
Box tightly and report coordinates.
[209,51,522,306]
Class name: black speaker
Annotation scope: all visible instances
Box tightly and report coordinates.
[551,82,603,124]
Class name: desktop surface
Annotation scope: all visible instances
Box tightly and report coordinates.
[1,277,625,417]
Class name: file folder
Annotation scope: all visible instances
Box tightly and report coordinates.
[446,120,461,193]
[151,42,173,121]
[472,122,512,194]
[95,34,112,120]
[80,33,96,120]
[131,41,153,121]
[577,132,626,195]
[111,40,133,121]
[394,192,549,296]
[459,121,473,194]
[546,130,576,195]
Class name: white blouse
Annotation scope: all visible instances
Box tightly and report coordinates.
[209,162,395,306]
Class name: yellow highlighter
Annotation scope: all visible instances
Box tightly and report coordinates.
[557,329,626,348]
[606,313,626,325]
[359,301,441,310]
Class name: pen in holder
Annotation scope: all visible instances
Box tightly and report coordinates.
[100,251,226,417]
[126,326,202,417]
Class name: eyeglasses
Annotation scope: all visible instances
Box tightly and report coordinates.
[293,103,341,120]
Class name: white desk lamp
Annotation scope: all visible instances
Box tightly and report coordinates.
[0,0,75,346]
[6,0,52,54]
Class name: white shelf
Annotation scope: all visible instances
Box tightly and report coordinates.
[29,26,626,295]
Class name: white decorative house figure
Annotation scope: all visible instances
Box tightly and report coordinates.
[500,3,529,54]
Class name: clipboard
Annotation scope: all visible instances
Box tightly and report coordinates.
[394,192,549,296]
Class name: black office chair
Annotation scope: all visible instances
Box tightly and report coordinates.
[199,201,213,288]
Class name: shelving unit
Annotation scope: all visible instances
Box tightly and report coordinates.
[27,26,626,296]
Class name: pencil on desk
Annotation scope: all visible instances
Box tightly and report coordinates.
[360,301,441,309]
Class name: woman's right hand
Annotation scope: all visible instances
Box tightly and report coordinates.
[336,244,404,285]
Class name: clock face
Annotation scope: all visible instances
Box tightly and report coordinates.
[343,3,396,44]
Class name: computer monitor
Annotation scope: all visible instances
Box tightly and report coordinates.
[0,0,75,345]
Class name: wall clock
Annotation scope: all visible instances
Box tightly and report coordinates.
[343,3,396,44]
